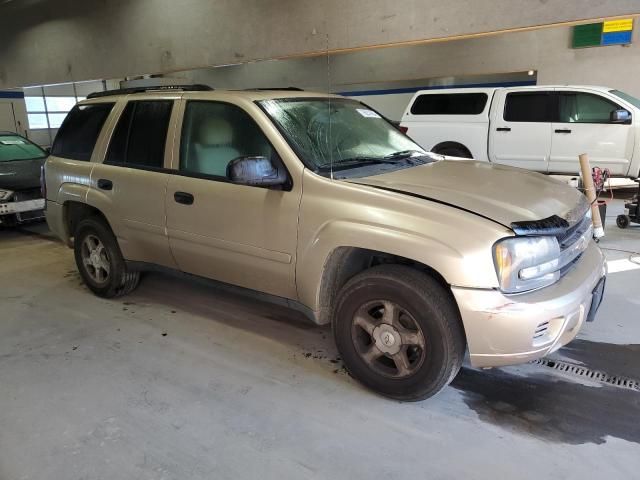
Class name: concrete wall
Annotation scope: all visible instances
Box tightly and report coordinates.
[182,23,640,120]
[1,0,639,88]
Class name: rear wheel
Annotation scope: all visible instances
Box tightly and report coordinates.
[333,265,465,401]
[74,216,140,298]
[432,145,472,158]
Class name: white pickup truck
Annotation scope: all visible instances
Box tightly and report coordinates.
[400,86,640,178]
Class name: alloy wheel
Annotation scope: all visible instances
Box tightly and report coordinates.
[351,300,426,379]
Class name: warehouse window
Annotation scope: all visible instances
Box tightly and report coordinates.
[410,93,488,115]
[24,90,86,130]
[51,103,114,161]
[504,92,553,122]
[24,81,105,146]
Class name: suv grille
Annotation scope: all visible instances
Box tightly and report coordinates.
[557,213,592,277]
[557,213,591,249]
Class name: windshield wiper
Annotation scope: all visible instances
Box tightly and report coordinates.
[317,157,401,172]
[383,150,426,160]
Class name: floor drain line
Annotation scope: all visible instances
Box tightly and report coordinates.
[530,358,640,392]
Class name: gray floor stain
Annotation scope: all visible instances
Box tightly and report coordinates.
[452,367,640,445]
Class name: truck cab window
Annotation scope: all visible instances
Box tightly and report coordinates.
[504,92,553,122]
[557,92,622,123]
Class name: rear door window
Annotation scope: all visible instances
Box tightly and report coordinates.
[410,93,488,115]
[106,100,173,169]
[51,103,114,161]
[503,92,553,122]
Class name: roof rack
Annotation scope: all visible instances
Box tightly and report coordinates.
[87,84,213,99]
[244,87,304,91]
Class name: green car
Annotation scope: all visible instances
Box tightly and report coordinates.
[0,131,48,226]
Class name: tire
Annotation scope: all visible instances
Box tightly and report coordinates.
[332,265,466,401]
[616,215,630,229]
[73,216,140,298]
[432,146,472,158]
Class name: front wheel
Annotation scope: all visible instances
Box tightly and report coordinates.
[74,216,140,298]
[333,265,466,401]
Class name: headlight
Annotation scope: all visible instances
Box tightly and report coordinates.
[0,189,13,201]
[493,236,560,293]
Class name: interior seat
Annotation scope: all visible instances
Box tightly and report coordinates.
[191,117,240,177]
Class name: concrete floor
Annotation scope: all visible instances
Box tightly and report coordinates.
[1,199,639,480]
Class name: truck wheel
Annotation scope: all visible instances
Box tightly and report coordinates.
[333,265,465,401]
[73,216,140,298]
[616,215,630,229]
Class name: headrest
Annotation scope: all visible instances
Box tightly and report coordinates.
[198,117,233,145]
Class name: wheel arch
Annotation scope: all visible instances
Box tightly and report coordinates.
[431,141,473,158]
[313,246,456,326]
[62,200,113,243]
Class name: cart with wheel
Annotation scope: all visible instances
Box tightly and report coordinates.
[617,179,640,229]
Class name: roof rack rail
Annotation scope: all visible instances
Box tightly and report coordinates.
[244,87,304,91]
[87,84,213,99]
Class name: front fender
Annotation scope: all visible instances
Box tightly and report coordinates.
[296,217,499,316]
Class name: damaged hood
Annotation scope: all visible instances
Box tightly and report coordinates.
[348,160,588,228]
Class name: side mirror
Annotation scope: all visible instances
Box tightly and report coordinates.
[611,109,632,124]
[227,156,287,187]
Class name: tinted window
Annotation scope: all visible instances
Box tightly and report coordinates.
[106,100,173,168]
[558,92,622,123]
[504,92,553,122]
[51,103,114,161]
[410,93,488,115]
[180,101,275,178]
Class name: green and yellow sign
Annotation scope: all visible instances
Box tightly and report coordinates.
[572,18,634,48]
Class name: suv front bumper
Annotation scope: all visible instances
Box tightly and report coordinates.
[452,241,606,368]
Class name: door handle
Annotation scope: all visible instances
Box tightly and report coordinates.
[555,129,572,134]
[174,191,194,205]
[496,127,511,132]
[97,179,113,190]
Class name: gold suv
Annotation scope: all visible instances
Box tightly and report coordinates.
[45,85,606,400]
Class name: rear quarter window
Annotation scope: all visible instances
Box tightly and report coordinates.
[410,93,488,115]
[51,103,114,161]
